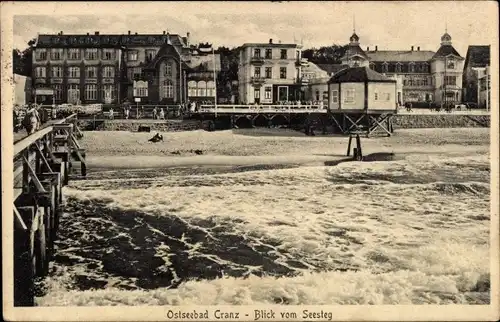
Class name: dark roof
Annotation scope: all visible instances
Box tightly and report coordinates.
[367,50,435,62]
[328,66,396,84]
[143,43,182,70]
[432,45,462,59]
[341,45,369,60]
[464,45,490,68]
[317,64,349,75]
[35,33,186,48]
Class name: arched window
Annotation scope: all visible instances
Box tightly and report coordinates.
[198,81,207,97]
[166,62,173,76]
[409,62,415,73]
[396,63,402,73]
[382,62,388,73]
[206,80,215,97]
[188,81,197,97]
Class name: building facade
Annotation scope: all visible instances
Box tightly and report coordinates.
[337,30,464,106]
[462,45,490,106]
[477,65,491,109]
[238,40,303,104]
[31,31,220,105]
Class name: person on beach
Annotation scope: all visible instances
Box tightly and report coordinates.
[109,108,114,120]
[153,106,158,119]
[159,108,165,120]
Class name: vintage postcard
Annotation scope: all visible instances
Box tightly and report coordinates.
[1,1,499,321]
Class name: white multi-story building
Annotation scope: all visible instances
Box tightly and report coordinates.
[238,39,303,104]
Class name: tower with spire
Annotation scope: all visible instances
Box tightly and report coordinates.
[341,16,369,68]
[430,26,465,105]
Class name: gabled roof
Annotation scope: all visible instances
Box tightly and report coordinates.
[317,64,349,75]
[328,66,396,84]
[432,45,463,59]
[143,43,183,70]
[35,33,186,48]
[367,50,435,62]
[464,45,490,68]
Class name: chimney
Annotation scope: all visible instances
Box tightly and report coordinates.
[367,46,370,51]
[417,46,420,51]
[411,46,414,51]
[135,32,138,35]
[269,38,273,44]
[95,31,99,35]
[186,32,190,46]
[375,46,378,51]
[128,30,131,35]
[60,31,63,35]
[163,31,166,35]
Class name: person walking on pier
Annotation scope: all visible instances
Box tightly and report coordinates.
[159,108,165,120]
[109,108,115,120]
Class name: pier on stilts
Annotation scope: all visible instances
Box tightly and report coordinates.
[13,113,86,306]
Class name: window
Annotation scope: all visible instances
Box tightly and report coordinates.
[102,66,115,78]
[315,90,320,101]
[197,81,206,97]
[86,66,97,78]
[188,81,197,97]
[385,93,390,100]
[128,67,142,80]
[101,85,116,101]
[374,91,379,100]
[68,49,80,60]
[35,49,47,61]
[331,90,338,103]
[166,62,172,76]
[280,67,287,79]
[446,59,455,69]
[382,63,388,73]
[253,48,261,58]
[265,87,272,99]
[344,89,355,103]
[409,63,415,73]
[403,80,407,86]
[52,67,63,78]
[50,49,63,60]
[35,67,46,78]
[128,51,138,61]
[444,76,457,86]
[254,67,261,77]
[102,49,114,60]
[85,84,97,100]
[67,84,80,103]
[68,66,80,78]
[369,63,375,70]
[134,81,149,97]
[146,50,156,61]
[254,88,260,98]
[396,64,402,73]
[85,48,98,60]
[206,81,215,97]
[280,49,287,59]
[53,85,63,100]
[265,49,272,59]
[265,67,272,78]
[322,91,328,103]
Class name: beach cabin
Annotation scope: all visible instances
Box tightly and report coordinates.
[327,66,397,112]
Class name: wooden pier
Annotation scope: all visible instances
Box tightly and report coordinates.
[13,113,86,306]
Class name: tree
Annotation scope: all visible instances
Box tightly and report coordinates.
[13,38,36,76]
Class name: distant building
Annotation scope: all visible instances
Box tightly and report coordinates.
[14,73,32,106]
[330,29,464,106]
[300,60,330,104]
[462,45,490,106]
[238,39,303,104]
[327,66,397,111]
[31,31,220,105]
[477,65,491,109]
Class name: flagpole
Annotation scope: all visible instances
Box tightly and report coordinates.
[213,47,217,118]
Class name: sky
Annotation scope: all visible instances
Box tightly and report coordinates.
[9,1,498,57]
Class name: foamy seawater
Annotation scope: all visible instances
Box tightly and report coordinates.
[35,153,491,305]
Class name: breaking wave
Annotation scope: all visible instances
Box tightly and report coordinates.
[35,154,491,306]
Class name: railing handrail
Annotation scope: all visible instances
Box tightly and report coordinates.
[14,113,78,156]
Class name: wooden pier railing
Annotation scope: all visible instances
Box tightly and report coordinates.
[13,113,86,306]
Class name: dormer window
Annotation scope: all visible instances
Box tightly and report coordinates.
[382,62,388,73]
[409,62,415,73]
[396,63,402,73]
[446,59,455,69]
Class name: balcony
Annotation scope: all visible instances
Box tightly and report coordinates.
[250,77,266,85]
[250,56,265,65]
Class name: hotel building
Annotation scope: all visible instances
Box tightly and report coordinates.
[238,39,303,104]
[462,45,490,107]
[31,31,220,105]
